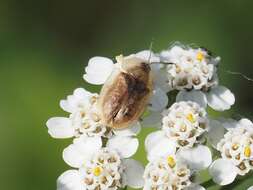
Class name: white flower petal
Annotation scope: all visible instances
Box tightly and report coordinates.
[135,50,160,63]
[57,170,83,190]
[73,88,91,97]
[248,186,253,190]
[145,130,164,152]
[140,111,162,128]
[113,122,141,137]
[107,136,138,158]
[60,88,93,113]
[208,119,225,148]
[46,117,75,139]
[83,56,114,85]
[149,87,168,112]
[186,184,206,190]
[160,45,185,62]
[176,90,207,108]
[217,117,238,130]
[123,159,144,188]
[63,136,102,168]
[151,65,170,93]
[62,144,84,168]
[145,131,176,161]
[178,145,212,171]
[239,118,253,128]
[60,100,72,113]
[209,158,237,185]
[206,86,235,111]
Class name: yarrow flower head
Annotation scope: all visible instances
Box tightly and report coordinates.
[162,101,208,148]
[145,101,208,154]
[46,88,109,139]
[144,100,212,190]
[209,118,253,185]
[160,45,219,91]
[144,131,212,190]
[144,156,192,190]
[77,148,123,190]
[160,44,235,111]
[58,136,144,190]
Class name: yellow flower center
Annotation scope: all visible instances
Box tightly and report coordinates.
[167,156,176,168]
[244,146,251,157]
[186,113,196,123]
[196,52,204,61]
[93,166,103,176]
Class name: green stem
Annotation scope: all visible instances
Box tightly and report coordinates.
[101,136,108,147]
[201,179,217,188]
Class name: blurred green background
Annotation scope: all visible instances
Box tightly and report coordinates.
[0,0,253,189]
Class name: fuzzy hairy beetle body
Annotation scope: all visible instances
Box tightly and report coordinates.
[98,55,153,129]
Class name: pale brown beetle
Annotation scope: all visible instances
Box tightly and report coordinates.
[98,55,153,129]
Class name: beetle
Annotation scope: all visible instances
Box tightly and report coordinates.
[98,55,153,129]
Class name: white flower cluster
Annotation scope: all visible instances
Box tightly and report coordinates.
[160,45,235,111]
[74,148,123,190]
[209,118,253,185]
[58,136,144,190]
[46,42,252,190]
[143,156,191,190]
[162,101,208,148]
[47,88,109,139]
[145,100,212,190]
[160,45,219,91]
[217,123,253,175]
[144,131,212,190]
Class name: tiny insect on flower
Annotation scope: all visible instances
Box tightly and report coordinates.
[98,55,153,129]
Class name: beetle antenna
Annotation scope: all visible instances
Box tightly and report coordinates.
[226,70,253,83]
[147,39,174,66]
[150,62,173,65]
[148,39,173,65]
[148,40,154,63]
